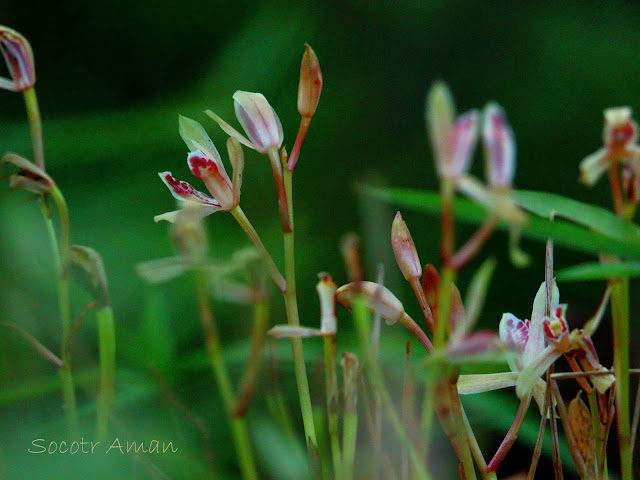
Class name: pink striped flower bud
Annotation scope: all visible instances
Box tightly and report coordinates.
[483,102,516,189]
[0,26,35,92]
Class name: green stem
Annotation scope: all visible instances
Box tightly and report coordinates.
[230,206,286,292]
[96,305,116,441]
[280,164,319,457]
[610,277,631,480]
[39,192,77,435]
[22,87,45,170]
[324,335,342,478]
[341,411,358,480]
[448,385,477,480]
[352,299,431,480]
[194,269,258,480]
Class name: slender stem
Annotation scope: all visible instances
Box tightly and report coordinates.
[280,162,320,467]
[22,87,45,170]
[39,193,78,435]
[341,411,358,480]
[487,396,531,472]
[194,269,258,480]
[287,116,311,172]
[96,305,116,441]
[631,381,640,465]
[610,277,632,480]
[233,294,269,418]
[323,335,342,477]
[460,403,489,479]
[352,299,431,480]
[527,372,553,480]
[552,382,587,477]
[451,218,496,270]
[448,385,477,480]
[608,162,624,217]
[268,148,291,232]
[588,388,604,477]
[230,206,286,292]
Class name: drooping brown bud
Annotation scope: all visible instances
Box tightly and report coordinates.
[336,281,405,325]
[297,44,323,118]
[69,245,110,308]
[0,26,35,92]
[1,153,52,194]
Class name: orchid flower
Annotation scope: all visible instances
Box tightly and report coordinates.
[154,115,244,224]
[579,107,640,187]
[457,281,557,414]
[268,273,337,339]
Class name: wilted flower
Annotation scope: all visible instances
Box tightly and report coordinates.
[336,281,434,352]
[155,116,243,223]
[579,107,640,187]
[1,153,53,194]
[0,26,35,92]
[206,91,283,155]
[268,273,338,338]
[426,81,479,180]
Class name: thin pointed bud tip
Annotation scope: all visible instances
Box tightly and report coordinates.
[483,102,516,189]
[298,43,323,118]
[0,26,35,92]
[391,211,422,281]
[233,91,283,153]
[69,245,110,308]
[316,272,337,334]
[336,281,405,325]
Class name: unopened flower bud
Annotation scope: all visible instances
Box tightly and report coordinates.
[317,272,337,334]
[297,43,323,118]
[0,26,35,92]
[233,91,283,153]
[336,281,405,325]
[391,212,421,282]
[483,102,516,189]
[69,245,110,308]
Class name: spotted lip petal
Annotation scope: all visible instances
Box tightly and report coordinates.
[483,102,516,189]
[233,91,283,153]
[499,313,529,372]
[158,171,221,206]
[186,151,234,209]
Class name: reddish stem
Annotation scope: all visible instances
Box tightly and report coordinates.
[451,217,497,270]
[487,396,531,472]
[287,116,311,171]
[608,161,625,216]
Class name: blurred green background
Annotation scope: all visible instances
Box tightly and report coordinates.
[0,0,638,478]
